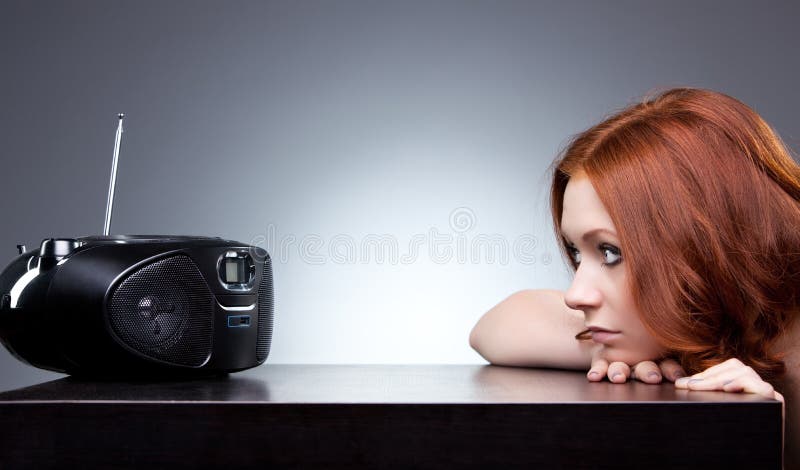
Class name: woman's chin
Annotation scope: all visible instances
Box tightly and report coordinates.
[600,347,657,365]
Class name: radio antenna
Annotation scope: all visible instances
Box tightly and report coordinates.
[103,114,125,236]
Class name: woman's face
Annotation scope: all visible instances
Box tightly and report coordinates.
[560,174,666,364]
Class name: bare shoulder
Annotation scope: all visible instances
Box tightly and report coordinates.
[469,289,592,369]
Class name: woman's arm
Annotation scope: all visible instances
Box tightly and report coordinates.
[469,289,597,370]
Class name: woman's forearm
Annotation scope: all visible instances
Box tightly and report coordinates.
[469,289,596,370]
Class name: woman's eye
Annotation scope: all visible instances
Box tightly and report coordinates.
[600,244,622,266]
[567,245,581,264]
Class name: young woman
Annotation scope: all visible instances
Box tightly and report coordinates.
[469,88,799,467]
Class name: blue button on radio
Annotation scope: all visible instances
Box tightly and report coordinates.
[227,315,251,328]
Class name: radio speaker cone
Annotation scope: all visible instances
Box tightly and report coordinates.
[108,255,214,367]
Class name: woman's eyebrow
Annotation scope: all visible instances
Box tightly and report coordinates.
[562,227,618,243]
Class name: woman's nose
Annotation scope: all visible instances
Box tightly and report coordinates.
[563,266,603,311]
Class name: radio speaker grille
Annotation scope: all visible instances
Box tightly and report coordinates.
[256,256,274,362]
[108,255,214,367]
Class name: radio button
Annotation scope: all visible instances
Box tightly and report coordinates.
[216,294,257,307]
[39,238,80,258]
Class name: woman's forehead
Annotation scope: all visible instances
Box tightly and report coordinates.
[561,176,618,241]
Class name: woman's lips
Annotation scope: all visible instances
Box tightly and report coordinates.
[587,326,621,344]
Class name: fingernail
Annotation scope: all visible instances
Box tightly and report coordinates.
[673,371,685,380]
[675,377,689,387]
[588,371,600,378]
[611,373,622,381]
[648,371,661,380]
[688,378,703,385]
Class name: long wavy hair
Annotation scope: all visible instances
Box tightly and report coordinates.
[551,88,800,382]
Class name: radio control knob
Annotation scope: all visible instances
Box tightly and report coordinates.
[38,238,81,270]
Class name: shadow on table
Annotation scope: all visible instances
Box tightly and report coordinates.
[0,374,271,401]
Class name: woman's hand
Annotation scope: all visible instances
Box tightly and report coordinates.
[674,358,784,402]
[588,356,784,401]
[587,355,687,384]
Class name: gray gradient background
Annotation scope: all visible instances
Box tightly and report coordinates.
[1,1,798,392]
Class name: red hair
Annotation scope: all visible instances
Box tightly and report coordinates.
[551,88,800,381]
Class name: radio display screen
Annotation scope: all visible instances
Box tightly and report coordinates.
[224,259,247,284]
[218,251,255,289]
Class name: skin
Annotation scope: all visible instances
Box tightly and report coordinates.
[471,168,796,465]
[560,174,783,400]
[560,174,665,367]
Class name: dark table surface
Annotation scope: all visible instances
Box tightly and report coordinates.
[0,364,783,469]
[0,363,781,403]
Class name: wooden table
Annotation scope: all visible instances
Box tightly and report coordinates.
[0,365,782,469]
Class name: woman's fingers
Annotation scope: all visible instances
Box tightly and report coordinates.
[680,358,742,381]
[676,359,756,389]
[585,356,778,400]
[679,371,774,398]
[678,365,756,389]
[675,358,779,400]
[592,358,686,384]
[721,376,775,398]
[656,358,686,382]
[630,360,662,384]
[587,357,608,382]
[587,357,631,383]
[607,361,631,383]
